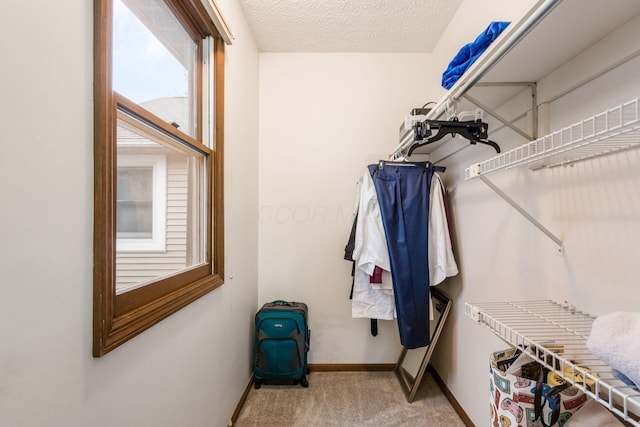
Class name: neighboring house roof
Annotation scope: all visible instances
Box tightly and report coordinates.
[118,96,190,147]
[142,96,191,135]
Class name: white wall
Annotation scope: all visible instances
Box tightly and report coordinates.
[255,1,639,424]
[254,0,541,367]
[258,53,442,363]
[0,0,259,426]
[429,6,640,427]
[4,0,637,425]
[255,0,541,366]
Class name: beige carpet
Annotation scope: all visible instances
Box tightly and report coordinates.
[233,371,465,426]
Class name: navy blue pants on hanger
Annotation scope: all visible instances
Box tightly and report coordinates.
[368,163,434,349]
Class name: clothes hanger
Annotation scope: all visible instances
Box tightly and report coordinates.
[408,118,501,156]
[378,159,414,169]
[377,159,445,173]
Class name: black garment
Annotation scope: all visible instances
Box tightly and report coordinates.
[344,213,357,261]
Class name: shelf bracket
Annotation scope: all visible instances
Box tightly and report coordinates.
[462,82,538,141]
[477,175,564,255]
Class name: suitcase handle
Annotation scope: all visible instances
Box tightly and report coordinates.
[272,300,293,306]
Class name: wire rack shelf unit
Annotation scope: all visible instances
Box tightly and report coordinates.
[465,98,640,179]
[465,300,640,425]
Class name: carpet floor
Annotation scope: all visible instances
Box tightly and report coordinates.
[233,371,465,426]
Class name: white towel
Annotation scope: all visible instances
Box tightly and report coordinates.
[566,399,624,426]
[586,311,640,389]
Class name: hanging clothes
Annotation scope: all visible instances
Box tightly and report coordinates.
[351,171,395,321]
[429,173,458,286]
[426,172,458,322]
[346,162,458,347]
[368,162,434,349]
[346,212,387,334]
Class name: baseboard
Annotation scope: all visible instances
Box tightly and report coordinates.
[309,363,395,372]
[428,364,475,427]
[229,376,253,427]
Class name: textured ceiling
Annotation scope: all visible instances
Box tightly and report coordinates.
[237,0,464,52]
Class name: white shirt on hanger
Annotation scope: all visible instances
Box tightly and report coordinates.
[429,173,458,286]
[351,169,395,320]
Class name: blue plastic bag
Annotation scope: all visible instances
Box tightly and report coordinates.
[441,21,510,89]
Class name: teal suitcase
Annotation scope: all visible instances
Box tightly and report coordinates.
[253,300,309,388]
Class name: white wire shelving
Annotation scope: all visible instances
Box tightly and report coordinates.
[466,98,640,179]
[465,300,640,426]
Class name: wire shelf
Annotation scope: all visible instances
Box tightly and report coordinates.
[465,98,640,179]
[465,300,640,425]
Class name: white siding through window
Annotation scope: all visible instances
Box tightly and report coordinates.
[115,155,189,292]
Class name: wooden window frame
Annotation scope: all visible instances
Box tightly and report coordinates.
[93,0,225,357]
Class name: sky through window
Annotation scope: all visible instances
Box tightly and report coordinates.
[112,0,189,104]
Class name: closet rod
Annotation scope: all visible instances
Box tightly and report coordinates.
[431,109,531,165]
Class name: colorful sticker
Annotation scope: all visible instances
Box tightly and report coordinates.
[494,372,511,394]
[501,398,524,423]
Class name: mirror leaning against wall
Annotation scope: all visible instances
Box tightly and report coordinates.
[394,288,452,403]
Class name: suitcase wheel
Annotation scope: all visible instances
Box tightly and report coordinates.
[254,379,262,389]
[300,375,309,388]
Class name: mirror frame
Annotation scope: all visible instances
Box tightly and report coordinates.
[393,288,452,403]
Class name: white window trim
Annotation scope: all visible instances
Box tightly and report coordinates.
[116,154,167,252]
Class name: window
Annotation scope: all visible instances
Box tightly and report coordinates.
[117,166,154,239]
[93,0,228,356]
[116,155,167,250]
